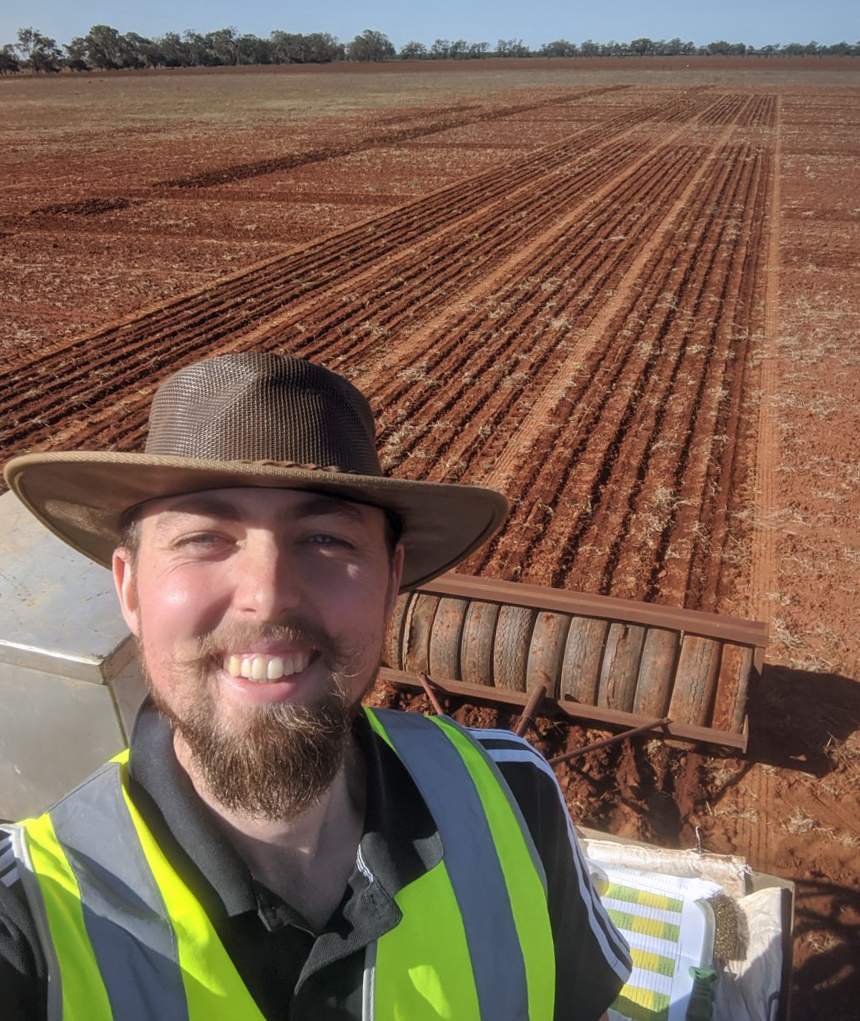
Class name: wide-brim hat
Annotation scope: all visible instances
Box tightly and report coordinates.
[4,353,508,590]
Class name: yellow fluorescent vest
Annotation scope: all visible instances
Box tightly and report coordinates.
[11,709,555,1021]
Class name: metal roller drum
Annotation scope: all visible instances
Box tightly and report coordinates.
[598,623,647,713]
[493,604,536,692]
[633,627,680,718]
[460,601,500,686]
[381,572,766,749]
[669,634,722,727]
[561,617,609,704]
[428,597,469,681]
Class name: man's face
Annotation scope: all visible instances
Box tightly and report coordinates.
[113,486,403,818]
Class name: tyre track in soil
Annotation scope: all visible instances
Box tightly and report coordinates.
[464,95,772,614]
[750,94,782,622]
[1,90,720,459]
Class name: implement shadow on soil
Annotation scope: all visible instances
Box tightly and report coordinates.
[791,877,860,1021]
[746,664,860,776]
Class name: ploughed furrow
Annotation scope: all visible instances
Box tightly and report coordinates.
[6,89,721,387]
[42,135,657,456]
[158,86,628,189]
[465,132,761,601]
[5,132,643,448]
[648,147,769,610]
[363,146,705,472]
[199,101,740,417]
[3,91,726,455]
[2,91,690,390]
[578,144,764,607]
[246,137,650,370]
[23,86,632,216]
[470,141,741,583]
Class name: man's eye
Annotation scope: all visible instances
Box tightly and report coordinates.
[308,533,351,548]
[176,533,228,549]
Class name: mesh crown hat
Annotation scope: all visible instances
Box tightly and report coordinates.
[4,352,508,590]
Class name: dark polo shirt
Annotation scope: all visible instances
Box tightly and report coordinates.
[0,702,630,1020]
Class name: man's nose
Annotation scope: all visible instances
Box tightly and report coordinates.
[232,534,303,620]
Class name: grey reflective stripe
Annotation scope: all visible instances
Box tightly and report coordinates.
[372,710,529,1021]
[362,940,377,1021]
[7,824,65,1021]
[48,760,190,1021]
[443,718,548,895]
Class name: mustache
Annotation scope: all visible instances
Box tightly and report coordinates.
[190,617,346,670]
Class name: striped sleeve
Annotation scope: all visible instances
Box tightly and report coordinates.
[0,831,19,890]
[471,729,632,1018]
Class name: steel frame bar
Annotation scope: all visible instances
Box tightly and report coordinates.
[419,573,768,648]
[379,667,749,752]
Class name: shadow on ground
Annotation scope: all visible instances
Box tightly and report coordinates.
[747,664,860,775]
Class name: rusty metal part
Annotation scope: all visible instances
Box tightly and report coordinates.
[417,573,765,646]
[418,672,445,716]
[386,572,767,751]
[547,718,672,766]
[513,683,547,737]
[380,668,747,752]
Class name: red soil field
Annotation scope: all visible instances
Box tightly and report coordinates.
[1,60,859,1016]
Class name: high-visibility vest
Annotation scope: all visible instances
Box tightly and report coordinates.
[10,709,555,1021]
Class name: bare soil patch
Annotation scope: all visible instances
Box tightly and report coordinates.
[1,61,859,1016]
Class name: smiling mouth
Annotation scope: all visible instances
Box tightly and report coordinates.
[224,651,312,682]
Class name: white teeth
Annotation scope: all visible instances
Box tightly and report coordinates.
[223,652,311,682]
[267,657,284,680]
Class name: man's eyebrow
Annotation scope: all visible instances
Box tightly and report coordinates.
[153,494,243,521]
[150,491,369,526]
[291,494,368,524]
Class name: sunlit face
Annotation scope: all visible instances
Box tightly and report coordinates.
[113,486,403,817]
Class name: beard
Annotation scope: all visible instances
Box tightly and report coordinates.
[142,616,379,821]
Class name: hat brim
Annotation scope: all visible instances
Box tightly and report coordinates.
[4,451,509,591]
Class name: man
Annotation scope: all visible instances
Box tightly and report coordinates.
[0,352,630,1019]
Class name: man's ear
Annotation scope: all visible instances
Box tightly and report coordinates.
[113,547,141,638]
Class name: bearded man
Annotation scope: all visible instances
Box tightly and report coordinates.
[0,352,630,1020]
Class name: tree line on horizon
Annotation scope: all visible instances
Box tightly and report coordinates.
[2,25,858,75]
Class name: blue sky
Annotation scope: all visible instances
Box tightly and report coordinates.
[2,0,856,51]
